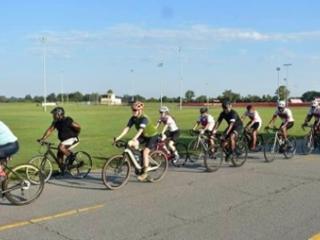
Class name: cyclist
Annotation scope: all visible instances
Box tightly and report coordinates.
[38,107,81,174]
[192,107,215,148]
[0,121,19,181]
[213,101,243,157]
[302,100,320,134]
[156,106,180,162]
[267,101,295,142]
[241,105,262,151]
[114,101,158,181]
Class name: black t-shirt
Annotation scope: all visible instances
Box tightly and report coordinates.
[218,110,243,128]
[52,117,79,141]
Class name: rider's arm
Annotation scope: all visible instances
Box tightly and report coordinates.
[225,122,235,136]
[39,125,55,141]
[303,114,312,125]
[115,127,130,141]
[132,128,144,141]
[71,121,81,132]
[161,124,169,135]
[268,115,277,127]
[192,122,200,130]
[214,112,224,131]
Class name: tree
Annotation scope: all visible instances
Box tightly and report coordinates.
[24,94,33,102]
[47,93,57,102]
[68,92,83,102]
[275,85,290,101]
[219,90,241,102]
[195,95,207,102]
[185,90,195,101]
[107,89,113,94]
[301,91,320,101]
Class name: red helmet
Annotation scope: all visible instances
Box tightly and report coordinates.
[132,101,144,111]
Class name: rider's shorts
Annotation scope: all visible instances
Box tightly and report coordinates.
[138,135,158,150]
[60,137,79,149]
[165,130,180,142]
[280,122,294,130]
[251,122,261,131]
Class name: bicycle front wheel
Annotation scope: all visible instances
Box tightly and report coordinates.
[301,134,314,155]
[284,137,297,159]
[69,151,92,178]
[3,164,45,205]
[204,145,223,172]
[102,155,131,190]
[230,138,248,167]
[147,151,168,183]
[264,137,280,162]
[28,155,53,183]
[187,139,206,163]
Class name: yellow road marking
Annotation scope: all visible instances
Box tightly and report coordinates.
[0,203,104,233]
[309,233,320,240]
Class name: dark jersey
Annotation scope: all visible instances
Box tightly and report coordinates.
[52,117,79,141]
[127,115,158,138]
[218,110,243,128]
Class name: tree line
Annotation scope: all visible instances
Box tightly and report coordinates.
[0,87,319,103]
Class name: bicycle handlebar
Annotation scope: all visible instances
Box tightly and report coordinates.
[114,140,127,149]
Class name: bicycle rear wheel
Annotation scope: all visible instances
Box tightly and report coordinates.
[204,145,223,172]
[284,137,297,159]
[28,155,53,183]
[147,151,168,183]
[102,155,131,190]
[3,164,44,205]
[173,142,188,167]
[69,151,92,178]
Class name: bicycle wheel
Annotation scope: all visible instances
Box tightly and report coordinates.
[204,145,223,172]
[69,151,92,178]
[187,139,206,163]
[3,164,44,205]
[28,155,53,183]
[147,151,168,183]
[255,135,265,152]
[301,134,314,155]
[102,155,131,190]
[173,142,188,167]
[284,137,297,159]
[230,138,248,167]
[263,137,280,162]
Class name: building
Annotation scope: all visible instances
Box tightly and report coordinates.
[100,92,122,105]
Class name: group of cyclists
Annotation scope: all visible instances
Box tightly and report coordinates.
[0,99,319,183]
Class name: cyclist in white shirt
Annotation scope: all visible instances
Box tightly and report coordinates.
[302,100,320,134]
[193,107,215,148]
[156,106,180,161]
[241,105,262,150]
[267,101,295,141]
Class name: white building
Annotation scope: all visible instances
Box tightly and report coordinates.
[100,93,122,105]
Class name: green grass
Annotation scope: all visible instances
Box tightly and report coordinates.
[1,102,309,166]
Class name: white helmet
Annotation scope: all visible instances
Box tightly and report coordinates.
[277,100,286,108]
[159,106,169,113]
[311,100,319,107]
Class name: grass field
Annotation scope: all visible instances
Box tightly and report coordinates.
[1,102,309,167]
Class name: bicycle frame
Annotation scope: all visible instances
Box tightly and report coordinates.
[123,147,160,172]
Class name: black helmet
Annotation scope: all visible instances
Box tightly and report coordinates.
[51,107,65,116]
[200,107,208,114]
[222,100,231,109]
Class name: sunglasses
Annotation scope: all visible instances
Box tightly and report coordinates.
[132,109,138,112]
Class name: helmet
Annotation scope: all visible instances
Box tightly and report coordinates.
[131,101,144,111]
[50,107,65,116]
[311,100,319,108]
[222,101,231,109]
[246,105,253,111]
[277,101,286,108]
[200,107,208,114]
[159,106,169,113]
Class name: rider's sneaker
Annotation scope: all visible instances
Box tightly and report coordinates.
[68,160,84,170]
[137,172,148,182]
[172,154,180,164]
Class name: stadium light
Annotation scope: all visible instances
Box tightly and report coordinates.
[283,63,292,104]
[157,62,164,106]
[41,36,47,112]
[178,47,183,110]
[276,67,281,101]
[60,70,64,104]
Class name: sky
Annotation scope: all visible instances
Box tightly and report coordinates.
[0,0,319,98]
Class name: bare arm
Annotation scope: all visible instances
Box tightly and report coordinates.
[71,122,81,132]
[225,122,235,136]
[115,127,130,141]
[268,115,277,127]
[192,122,199,130]
[39,125,55,141]
[161,124,169,135]
[132,128,144,141]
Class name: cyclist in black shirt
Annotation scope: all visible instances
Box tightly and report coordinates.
[38,107,81,172]
[213,101,243,155]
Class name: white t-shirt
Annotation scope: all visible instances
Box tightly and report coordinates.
[245,110,262,124]
[198,114,215,131]
[308,106,320,120]
[0,121,18,146]
[158,115,179,132]
[274,108,294,123]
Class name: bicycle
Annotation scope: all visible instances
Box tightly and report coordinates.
[187,130,223,172]
[220,131,248,167]
[155,137,188,167]
[301,124,320,155]
[264,127,297,162]
[29,141,92,182]
[0,157,44,205]
[102,140,168,190]
[243,127,264,152]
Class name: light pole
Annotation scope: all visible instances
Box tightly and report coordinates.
[157,62,164,106]
[130,69,134,102]
[178,47,183,110]
[60,70,64,104]
[41,36,47,112]
[276,67,281,101]
[283,63,292,105]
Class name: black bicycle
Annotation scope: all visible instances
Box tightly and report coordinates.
[243,127,264,152]
[28,141,92,182]
[1,157,44,205]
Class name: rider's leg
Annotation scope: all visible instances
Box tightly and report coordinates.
[56,149,65,170]
[252,129,257,150]
[281,126,288,141]
[230,133,236,153]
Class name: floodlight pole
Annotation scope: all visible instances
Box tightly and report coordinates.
[60,70,64,104]
[178,47,183,110]
[41,36,47,112]
[283,63,292,105]
[276,67,281,101]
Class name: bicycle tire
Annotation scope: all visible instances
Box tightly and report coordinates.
[102,155,131,190]
[187,139,206,163]
[284,137,297,159]
[3,164,45,205]
[28,155,53,183]
[301,134,314,155]
[263,137,279,162]
[230,137,248,167]
[204,145,223,172]
[147,150,168,183]
[69,151,92,178]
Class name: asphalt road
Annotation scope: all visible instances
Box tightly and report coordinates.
[1,151,320,240]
